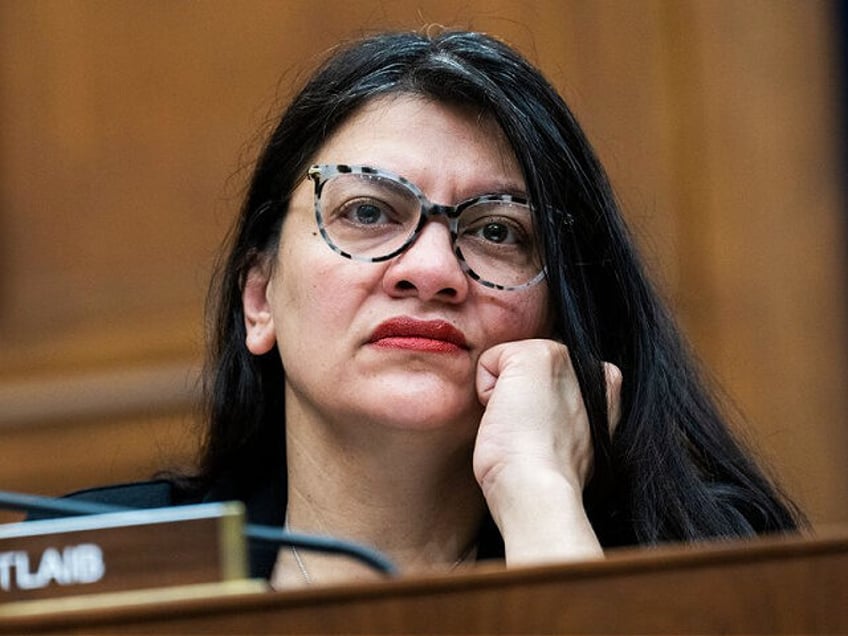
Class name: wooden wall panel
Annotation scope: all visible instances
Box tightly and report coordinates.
[0,411,198,525]
[0,1,845,527]
[662,1,848,522]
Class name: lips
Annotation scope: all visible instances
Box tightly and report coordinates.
[368,317,468,353]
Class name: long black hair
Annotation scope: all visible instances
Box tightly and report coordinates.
[199,29,801,549]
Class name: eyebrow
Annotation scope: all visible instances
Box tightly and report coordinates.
[466,179,528,200]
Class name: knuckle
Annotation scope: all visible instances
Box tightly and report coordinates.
[533,338,571,365]
[604,363,623,390]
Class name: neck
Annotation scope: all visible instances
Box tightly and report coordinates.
[279,395,485,583]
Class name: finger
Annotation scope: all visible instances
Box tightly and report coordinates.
[603,362,623,435]
[475,342,509,406]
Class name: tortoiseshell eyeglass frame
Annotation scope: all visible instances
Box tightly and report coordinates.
[306,164,547,291]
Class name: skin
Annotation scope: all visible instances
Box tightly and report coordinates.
[242,95,622,587]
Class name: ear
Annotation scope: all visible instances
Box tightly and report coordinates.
[242,262,277,355]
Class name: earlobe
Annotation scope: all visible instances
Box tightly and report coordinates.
[242,265,277,355]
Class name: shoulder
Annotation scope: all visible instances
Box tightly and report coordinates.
[24,479,196,521]
[63,480,182,509]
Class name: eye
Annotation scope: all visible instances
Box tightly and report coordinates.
[347,200,389,225]
[458,198,536,250]
[477,220,517,244]
[335,198,397,226]
[465,216,527,245]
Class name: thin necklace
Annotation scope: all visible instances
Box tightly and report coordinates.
[290,544,312,584]
[289,540,476,585]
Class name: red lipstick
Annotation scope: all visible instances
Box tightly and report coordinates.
[368,317,468,353]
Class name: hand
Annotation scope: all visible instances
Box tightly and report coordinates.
[473,339,622,564]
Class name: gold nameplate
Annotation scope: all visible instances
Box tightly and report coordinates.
[0,503,247,603]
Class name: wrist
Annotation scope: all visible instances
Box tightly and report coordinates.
[481,466,603,565]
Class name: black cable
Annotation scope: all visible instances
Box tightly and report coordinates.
[0,490,121,517]
[245,524,397,575]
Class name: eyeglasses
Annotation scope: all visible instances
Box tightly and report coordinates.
[306,164,546,291]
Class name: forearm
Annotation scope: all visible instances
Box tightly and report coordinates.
[483,466,603,565]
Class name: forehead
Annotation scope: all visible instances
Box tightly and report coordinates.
[309,95,524,195]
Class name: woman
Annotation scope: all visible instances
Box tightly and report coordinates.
[197,27,803,586]
[67,29,802,585]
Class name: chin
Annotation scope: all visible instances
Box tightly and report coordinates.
[364,394,482,433]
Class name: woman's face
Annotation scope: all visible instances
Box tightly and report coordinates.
[244,95,552,437]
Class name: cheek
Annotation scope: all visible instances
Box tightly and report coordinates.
[479,285,553,344]
[534,288,556,337]
[275,258,346,332]
[516,284,553,336]
[274,217,340,313]
[272,229,380,350]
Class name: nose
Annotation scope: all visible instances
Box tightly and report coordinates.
[382,220,469,303]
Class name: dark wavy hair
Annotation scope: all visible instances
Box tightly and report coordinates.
[198,29,801,549]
